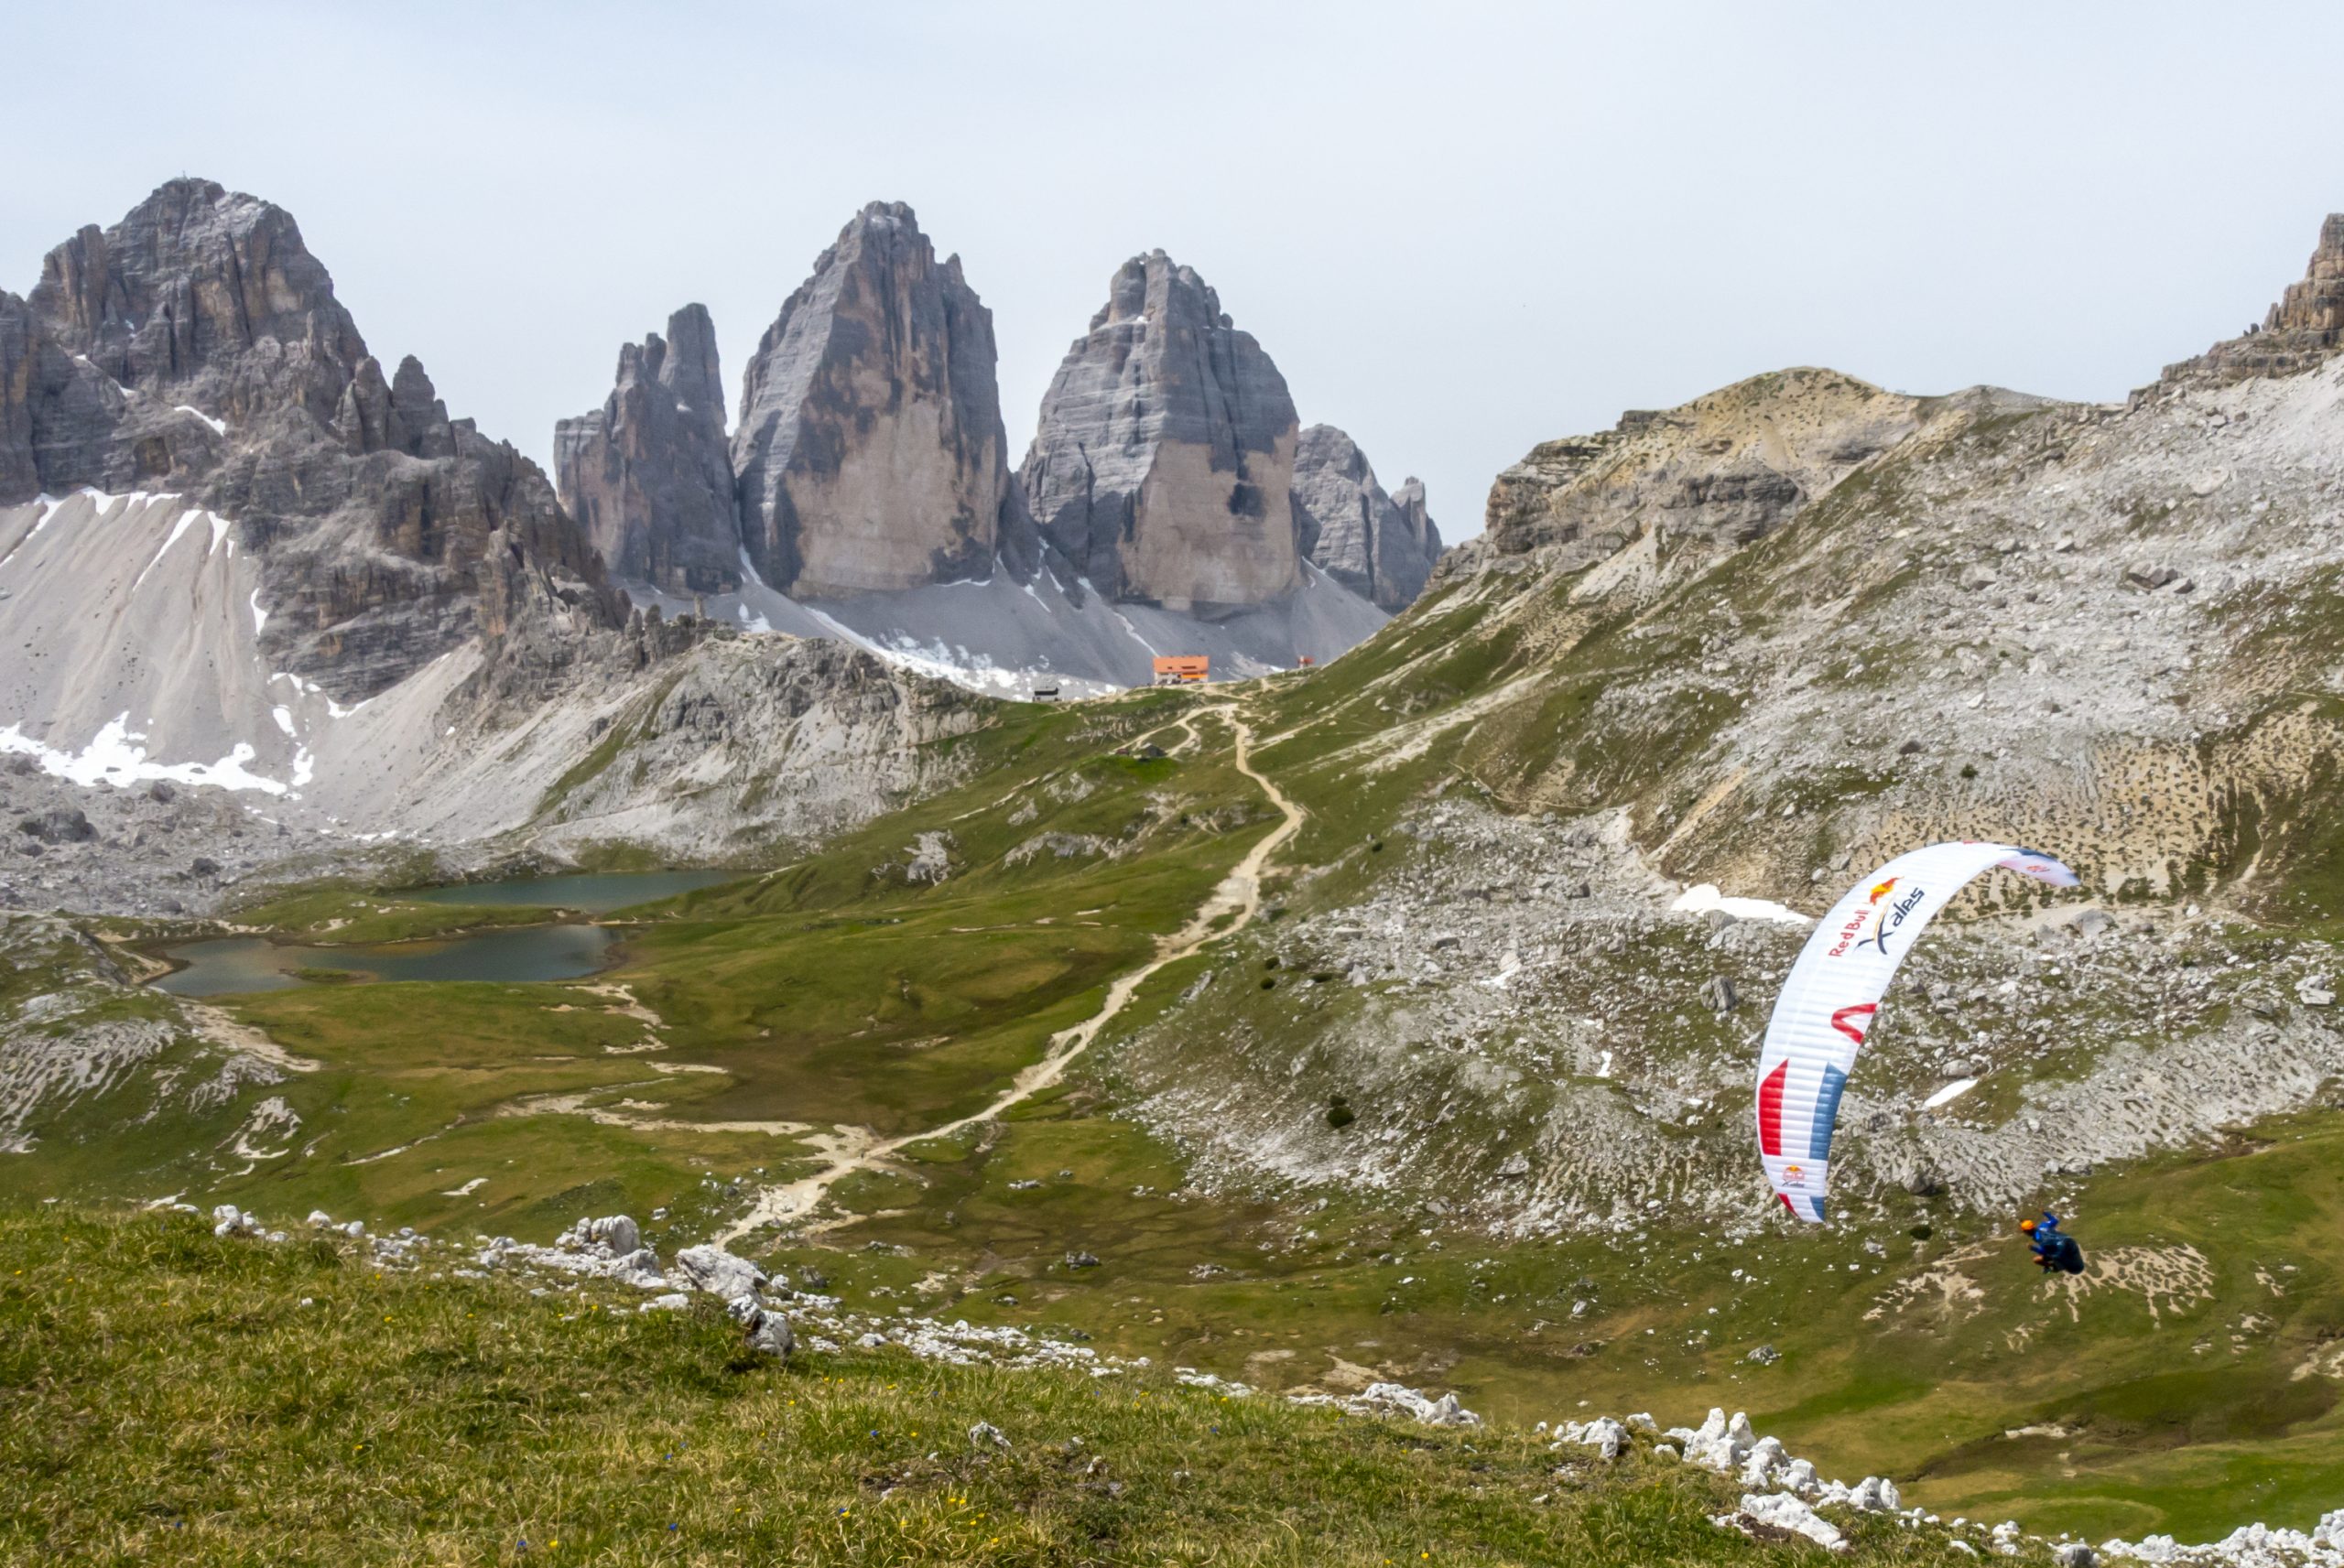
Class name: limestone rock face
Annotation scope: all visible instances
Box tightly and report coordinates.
[1482,368,1975,569]
[2168,214,2344,382]
[1290,424,1442,611]
[1388,479,1441,594]
[731,202,1009,598]
[27,178,366,433]
[1020,252,1301,613]
[555,304,740,594]
[4,178,624,701]
[0,294,36,500]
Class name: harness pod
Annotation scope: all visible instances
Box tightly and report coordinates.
[1755,842,2078,1221]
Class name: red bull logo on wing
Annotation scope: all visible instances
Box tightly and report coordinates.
[1829,876,1927,957]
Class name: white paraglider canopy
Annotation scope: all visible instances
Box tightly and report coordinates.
[1756,841,2078,1221]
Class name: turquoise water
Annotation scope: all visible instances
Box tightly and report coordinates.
[398,869,741,913]
[154,923,616,998]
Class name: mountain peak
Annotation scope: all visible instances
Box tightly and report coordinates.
[730,201,1010,597]
[1025,252,1297,611]
[1092,250,1228,332]
[2166,212,2344,383]
[556,304,742,596]
[28,178,365,410]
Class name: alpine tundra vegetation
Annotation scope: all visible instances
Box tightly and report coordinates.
[16,160,2344,1564]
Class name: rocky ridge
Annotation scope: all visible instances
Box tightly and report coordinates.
[591,217,1429,693]
[1478,368,2039,568]
[2,178,626,704]
[2168,214,2344,383]
[1290,422,1444,610]
[0,181,1021,889]
[1108,211,2344,1236]
[554,304,739,595]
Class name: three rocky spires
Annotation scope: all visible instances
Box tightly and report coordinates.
[554,200,1440,618]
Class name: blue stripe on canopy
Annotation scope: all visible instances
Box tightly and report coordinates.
[1808,1065,1848,1162]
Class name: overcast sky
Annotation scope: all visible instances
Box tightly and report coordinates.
[7,2,2342,540]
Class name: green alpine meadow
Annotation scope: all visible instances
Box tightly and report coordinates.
[11,15,2344,1564]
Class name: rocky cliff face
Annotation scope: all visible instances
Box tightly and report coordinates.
[731,202,1010,599]
[1476,368,2033,573]
[555,305,740,595]
[1,178,625,703]
[1289,424,1441,610]
[2168,212,2344,383]
[1020,252,1300,614]
[0,294,37,500]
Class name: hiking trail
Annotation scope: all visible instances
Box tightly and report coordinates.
[721,704,1301,1241]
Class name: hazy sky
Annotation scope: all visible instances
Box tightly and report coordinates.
[8,3,2342,540]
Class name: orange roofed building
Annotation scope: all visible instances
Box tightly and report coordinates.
[1151,654,1210,686]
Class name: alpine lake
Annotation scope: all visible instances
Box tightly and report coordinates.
[151,869,742,997]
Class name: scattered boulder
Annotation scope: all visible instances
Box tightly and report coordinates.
[1740,1435,1788,1487]
[672,1244,766,1300]
[17,807,93,844]
[1352,1382,1482,1426]
[1721,1491,1847,1553]
[1701,975,1739,1012]
[1822,1475,1901,1513]
[970,1421,1012,1451]
[1063,1250,1101,1270]
[1745,1344,1781,1366]
[563,1214,642,1257]
[1552,1416,1628,1458]
[726,1292,794,1359]
[1680,1408,1758,1472]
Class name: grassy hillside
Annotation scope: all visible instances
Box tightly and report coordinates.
[22,355,2344,1552]
[16,639,2344,1541]
[1,1206,2002,1566]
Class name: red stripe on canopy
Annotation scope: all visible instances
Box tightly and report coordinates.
[1757,1059,1788,1156]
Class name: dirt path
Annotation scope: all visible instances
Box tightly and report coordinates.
[181,1000,320,1075]
[720,705,1302,1242]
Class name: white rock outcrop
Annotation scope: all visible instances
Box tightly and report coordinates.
[671,1243,766,1301]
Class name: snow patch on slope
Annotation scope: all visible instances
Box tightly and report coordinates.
[0,713,290,795]
[1672,883,1813,926]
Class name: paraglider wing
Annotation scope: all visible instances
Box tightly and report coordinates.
[1755,842,2077,1221]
